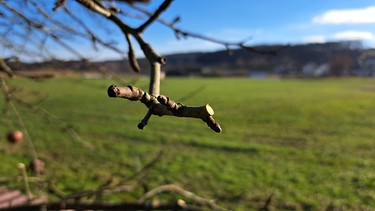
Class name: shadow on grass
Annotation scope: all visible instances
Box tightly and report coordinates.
[182,140,259,154]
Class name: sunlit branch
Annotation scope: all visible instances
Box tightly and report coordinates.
[73,0,222,132]
[107,85,222,132]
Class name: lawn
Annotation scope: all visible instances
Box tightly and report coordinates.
[1,76,375,210]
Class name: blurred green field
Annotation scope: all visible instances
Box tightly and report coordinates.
[1,77,375,210]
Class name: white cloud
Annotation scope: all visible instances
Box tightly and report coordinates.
[313,6,375,24]
[302,31,374,46]
[333,31,374,40]
[303,35,326,43]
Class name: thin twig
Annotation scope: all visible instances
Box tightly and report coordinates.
[11,90,94,149]
[0,78,40,174]
[108,85,222,132]
[61,151,163,201]
[130,3,277,55]
[138,184,228,211]
[125,32,141,72]
[62,5,124,54]
[136,0,173,33]
[0,1,86,59]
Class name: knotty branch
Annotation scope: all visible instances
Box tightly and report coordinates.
[73,0,222,132]
[107,85,222,133]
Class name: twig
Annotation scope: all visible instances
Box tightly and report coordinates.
[71,0,222,132]
[138,104,154,129]
[137,184,228,211]
[0,1,86,59]
[157,95,222,132]
[75,0,112,17]
[10,89,94,149]
[107,85,222,132]
[135,0,173,33]
[0,78,40,171]
[62,5,124,54]
[125,32,141,72]
[61,151,163,201]
[120,150,163,182]
[258,193,273,211]
[18,163,33,199]
[0,58,15,77]
[129,3,276,55]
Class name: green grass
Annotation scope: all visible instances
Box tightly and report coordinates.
[1,77,375,210]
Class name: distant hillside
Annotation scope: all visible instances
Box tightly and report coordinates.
[9,40,375,77]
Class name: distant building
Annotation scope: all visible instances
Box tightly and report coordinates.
[358,50,375,77]
[248,70,268,78]
[302,62,329,77]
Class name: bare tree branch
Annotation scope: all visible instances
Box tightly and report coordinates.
[107,85,222,132]
[0,58,15,77]
[0,78,39,175]
[62,6,124,54]
[137,184,228,211]
[125,32,141,72]
[74,0,223,131]
[0,1,86,59]
[4,0,224,130]
[129,3,277,55]
[75,0,112,17]
[135,0,173,33]
[11,96,94,149]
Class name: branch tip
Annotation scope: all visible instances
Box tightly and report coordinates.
[137,122,145,129]
[204,116,222,133]
[107,84,118,97]
[159,57,166,64]
[108,87,222,132]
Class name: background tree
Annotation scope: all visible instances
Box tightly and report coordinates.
[0,1,238,209]
[0,0,262,207]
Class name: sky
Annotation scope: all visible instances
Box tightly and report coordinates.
[145,0,375,50]
[3,0,375,61]
[95,0,375,60]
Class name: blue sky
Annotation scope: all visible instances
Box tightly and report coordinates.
[148,1,375,49]
[3,0,375,61]
[94,0,375,60]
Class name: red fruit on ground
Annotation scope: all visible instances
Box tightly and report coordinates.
[7,130,23,144]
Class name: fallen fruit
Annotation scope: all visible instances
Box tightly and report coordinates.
[7,130,23,144]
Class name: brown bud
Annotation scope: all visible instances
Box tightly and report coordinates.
[157,95,179,111]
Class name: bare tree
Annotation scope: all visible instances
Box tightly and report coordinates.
[0,0,266,131]
[0,1,277,209]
